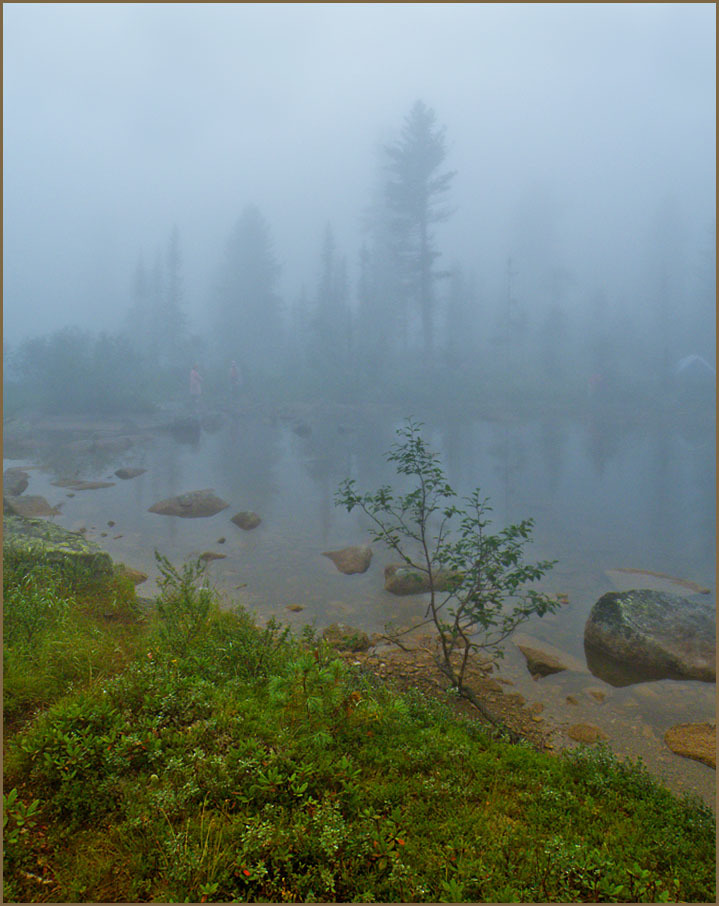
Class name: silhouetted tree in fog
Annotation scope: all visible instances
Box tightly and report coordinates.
[383,100,456,360]
[160,225,187,368]
[310,224,352,380]
[213,204,283,378]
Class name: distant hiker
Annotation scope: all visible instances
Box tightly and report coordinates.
[229,360,240,401]
[189,363,203,411]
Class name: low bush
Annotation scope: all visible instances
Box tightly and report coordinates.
[3,553,715,903]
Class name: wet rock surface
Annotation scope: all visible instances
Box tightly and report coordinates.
[148,489,230,518]
[584,589,716,685]
[323,544,373,575]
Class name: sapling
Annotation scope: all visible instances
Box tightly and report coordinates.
[336,419,559,727]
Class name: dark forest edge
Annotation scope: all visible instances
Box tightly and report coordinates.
[3,548,715,903]
[3,323,714,426]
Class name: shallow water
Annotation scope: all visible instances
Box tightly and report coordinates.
[5,405,716,804]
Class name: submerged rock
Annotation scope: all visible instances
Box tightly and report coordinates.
[323,545,372,575]
[566,723,608,744]
[148,489,230,518]
[52,479,115,490]
[664,722,716,769]
[584,590,716,685]
[3,514,113,581]
[383,563,456,596]
[115,467,147,480]
[231,511,261,530]
[199,551,227,561]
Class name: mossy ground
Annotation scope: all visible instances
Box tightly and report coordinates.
[3,554,716,903]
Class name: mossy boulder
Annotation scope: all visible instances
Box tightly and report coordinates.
[3,515,114,583]
[584,589,716,685]
[383,563,457,596]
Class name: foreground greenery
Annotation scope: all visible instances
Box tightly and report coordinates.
[3,556,715,903]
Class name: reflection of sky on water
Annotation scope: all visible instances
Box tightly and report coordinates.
[5,409,715,803]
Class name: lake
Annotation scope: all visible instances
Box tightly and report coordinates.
[4,402,716,804]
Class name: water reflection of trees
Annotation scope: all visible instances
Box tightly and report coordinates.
[216,414,281,512]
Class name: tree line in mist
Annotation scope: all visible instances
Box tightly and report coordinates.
[4,100,715,417]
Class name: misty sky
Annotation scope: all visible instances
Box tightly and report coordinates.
[3,2,716,345]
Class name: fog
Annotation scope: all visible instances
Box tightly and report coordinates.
[3,2,716,403]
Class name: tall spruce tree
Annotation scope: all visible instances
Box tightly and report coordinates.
[214,204,283,376]
[384,100,456,359]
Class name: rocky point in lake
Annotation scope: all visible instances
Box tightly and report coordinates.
[584,589,716,685]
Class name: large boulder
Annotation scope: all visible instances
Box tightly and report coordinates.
[323,545,372,575]
[148,489,230,518]
[584,590,716,686]
[4,495,60,518]
[3,515,114,582]
[3,468,29,496]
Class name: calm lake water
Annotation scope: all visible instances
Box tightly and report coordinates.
[5,403,716,803]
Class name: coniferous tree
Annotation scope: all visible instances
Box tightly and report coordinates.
[214,204,283,378]
[160,225,187,368]
[383,100,456,360]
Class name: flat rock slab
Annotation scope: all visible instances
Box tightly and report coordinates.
[584,589,716,685]
[3,468,29,496]
[52,479,116,490]
[149,489,230,518]
[4,495,60,517]
[323,545,372,575]
[664,722,716,769]
[4,514,114,581]
[606,567,711,596]
[115,467,147,480]
[231,511,261,530]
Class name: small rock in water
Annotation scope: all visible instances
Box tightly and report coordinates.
[322,544,372,575]
[231,511,261,530]
[199,551,227,562]
[115,467,147,480]
[108,520,115,527]
[217,537,226,544]
[287,604,304,612]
